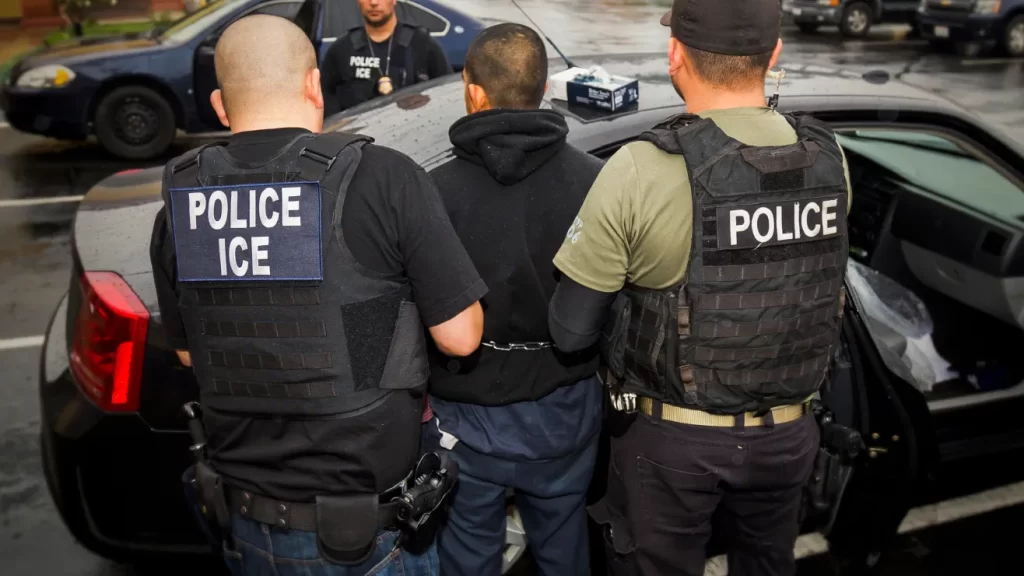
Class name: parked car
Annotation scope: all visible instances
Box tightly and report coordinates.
[38,54,1024,574]
[787,0,921,37]
[918,0,1024,57]
[0,0,483,160]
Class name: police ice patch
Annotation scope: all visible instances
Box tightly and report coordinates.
[717,194,845,250]
[169,182,323,282]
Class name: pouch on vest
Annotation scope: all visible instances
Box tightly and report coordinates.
[315,493,380,565]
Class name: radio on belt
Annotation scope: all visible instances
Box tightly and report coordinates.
[549,66,639,113]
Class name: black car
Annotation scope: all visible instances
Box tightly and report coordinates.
[38,54,1024,573]
[787,0,922,37]
[1,0,483,161]
[918,0,1024,56]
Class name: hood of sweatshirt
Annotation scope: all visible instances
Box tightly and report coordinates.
[448,108,569,186]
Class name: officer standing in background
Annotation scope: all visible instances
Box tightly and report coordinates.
[320,0,452,116]
[149,15,486,575]
[421,23,604,576]
[548,1,854,575]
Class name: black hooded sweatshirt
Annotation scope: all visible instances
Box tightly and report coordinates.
[428,108,604,406]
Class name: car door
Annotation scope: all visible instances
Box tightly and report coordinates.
[192,0,307,131]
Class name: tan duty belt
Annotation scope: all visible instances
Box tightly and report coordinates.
[638,396,809,427]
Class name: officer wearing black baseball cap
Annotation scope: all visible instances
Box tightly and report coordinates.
[549,1,854,575]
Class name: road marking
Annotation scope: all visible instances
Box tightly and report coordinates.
[0,195,85,208]
[960,57,1024,66]
[704,479,1024,575]
[0,335,45,352]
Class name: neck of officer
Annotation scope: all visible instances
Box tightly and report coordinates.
[680,83,768,116]
[228,111,321,135]
[365,16,398,43]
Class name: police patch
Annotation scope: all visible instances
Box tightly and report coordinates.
[716,194,845,250]
[169,182,322,282]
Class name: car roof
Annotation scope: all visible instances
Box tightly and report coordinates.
[327,52,975,171]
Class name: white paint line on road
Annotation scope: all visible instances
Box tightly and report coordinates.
[0,195,85,208]
[0,335,45,352]
[704,479,1024,575]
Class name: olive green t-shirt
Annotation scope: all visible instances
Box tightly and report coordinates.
[553,107,853,292]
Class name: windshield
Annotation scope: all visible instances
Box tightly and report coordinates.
[160,0,249,43]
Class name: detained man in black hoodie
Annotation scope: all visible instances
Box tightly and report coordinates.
[421,23,604,576]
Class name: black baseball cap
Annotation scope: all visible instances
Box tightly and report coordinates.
[660,0,781,56]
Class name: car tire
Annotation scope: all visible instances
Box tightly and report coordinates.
[94,85,177,161]
[1003,15,1024,57]
[797,22,820,33]
[840,2,873,38]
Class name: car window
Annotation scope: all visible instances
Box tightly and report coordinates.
[323,0,363,38]
[836,128,1024,226]
[161,0,250,43]
[396,1,449,35]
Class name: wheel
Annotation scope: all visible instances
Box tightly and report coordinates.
[93,85,176,160]
[1004,15,1024,57]
[840,2,873,38]
[797,22,820,33]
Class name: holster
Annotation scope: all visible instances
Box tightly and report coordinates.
[802,400,864,532]
[195,461,232,532]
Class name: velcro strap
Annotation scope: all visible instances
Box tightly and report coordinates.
[226,489,399,534]
[698,279,841,310]
[703,253,840,282]
[694,306,834,339]
[677,306,691,336]
[693,356,829,385]
[694,331,835,363]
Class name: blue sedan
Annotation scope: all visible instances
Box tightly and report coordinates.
[0,0,483,160]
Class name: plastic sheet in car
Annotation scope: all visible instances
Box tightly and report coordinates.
[846,260,957,393]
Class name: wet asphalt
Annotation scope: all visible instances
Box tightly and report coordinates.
[2,3,1024,575]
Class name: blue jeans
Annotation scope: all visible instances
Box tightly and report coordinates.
[422,422,599,576]
[221,514,439,576]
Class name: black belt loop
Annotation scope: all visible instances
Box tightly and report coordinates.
[733,413,746,431]
[763,409,776,429]
[651,399,663,420]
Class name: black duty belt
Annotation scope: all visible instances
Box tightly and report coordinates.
[227,487,401,532]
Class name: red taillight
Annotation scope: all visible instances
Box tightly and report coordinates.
[69,272,149,412]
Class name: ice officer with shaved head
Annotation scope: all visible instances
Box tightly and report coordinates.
[549,1,855,575]
[149,14,486,576]
[421,23,604,576]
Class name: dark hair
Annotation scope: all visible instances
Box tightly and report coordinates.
[684,45,774,89]
[464,23,548,109]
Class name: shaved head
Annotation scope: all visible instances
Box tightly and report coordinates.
[464,23,548,110]
[211,14,323,132]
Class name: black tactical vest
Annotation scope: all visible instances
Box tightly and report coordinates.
[606,113,849,415]
[163,133,430,418]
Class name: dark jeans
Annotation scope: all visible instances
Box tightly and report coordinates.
[220,514,439,576]
[421,422,599,576]
[590,412,819,576]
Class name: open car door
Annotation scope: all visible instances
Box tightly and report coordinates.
[804,265,937,571]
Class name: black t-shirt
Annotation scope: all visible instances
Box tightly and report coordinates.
[151,128,486,501]
[320,23,452,116]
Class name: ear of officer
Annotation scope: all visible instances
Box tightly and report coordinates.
[319,0,452,117]
[151,13,485,568]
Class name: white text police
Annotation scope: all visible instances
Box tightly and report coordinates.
[718,197,843,250]
[186,186,305,277]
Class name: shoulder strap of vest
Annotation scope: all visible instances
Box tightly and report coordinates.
[349,27,368,51]
[640,115,744,179]
[169,141,229,188]
[784,112,844,161]
[297,132,374,182]
[395,23,417,47]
